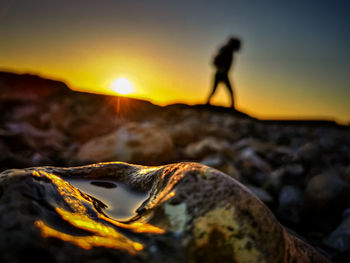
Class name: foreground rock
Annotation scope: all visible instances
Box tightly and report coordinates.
[0,162,329,262]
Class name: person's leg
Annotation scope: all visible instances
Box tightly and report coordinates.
[207,72,220,104]
[223,75,234,108]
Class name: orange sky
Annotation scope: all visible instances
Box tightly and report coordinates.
[1,1,349,124]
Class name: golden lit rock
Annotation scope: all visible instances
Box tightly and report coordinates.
[0,162,329,262]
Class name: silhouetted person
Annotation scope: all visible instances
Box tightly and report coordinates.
[207,37,241,108]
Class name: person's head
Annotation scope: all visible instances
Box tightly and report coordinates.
[228,37,241,52]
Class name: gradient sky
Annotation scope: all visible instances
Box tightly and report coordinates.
[1,0,349,124]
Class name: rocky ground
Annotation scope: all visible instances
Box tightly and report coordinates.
[1,72,350,262]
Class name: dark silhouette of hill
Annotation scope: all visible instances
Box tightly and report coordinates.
[0,71,346,128]
[164,103,347,128]
[0,71,73,101]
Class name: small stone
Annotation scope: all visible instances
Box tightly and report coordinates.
[236,148,270,185]
[323,208,350,253]
[342,164,350,184]
[277,186,304,226]
[281,164,305,186]
[294,143,322,165]
[77,122,174,165]
[239,148,271,173]
[184,137,231,160]
[200,154,224,168]
[304,171,350,213]
[264,169,284,196]
[167,117,202,147]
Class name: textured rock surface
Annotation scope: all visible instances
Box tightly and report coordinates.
[0,162,329,263]
[2,72,350,261]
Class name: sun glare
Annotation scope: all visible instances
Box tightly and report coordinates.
[111,78,134,95]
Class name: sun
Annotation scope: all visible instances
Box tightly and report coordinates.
[110,77,134,95]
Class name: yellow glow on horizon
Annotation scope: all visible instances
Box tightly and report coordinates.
[2,36,349,125]
[111,77,135,95]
